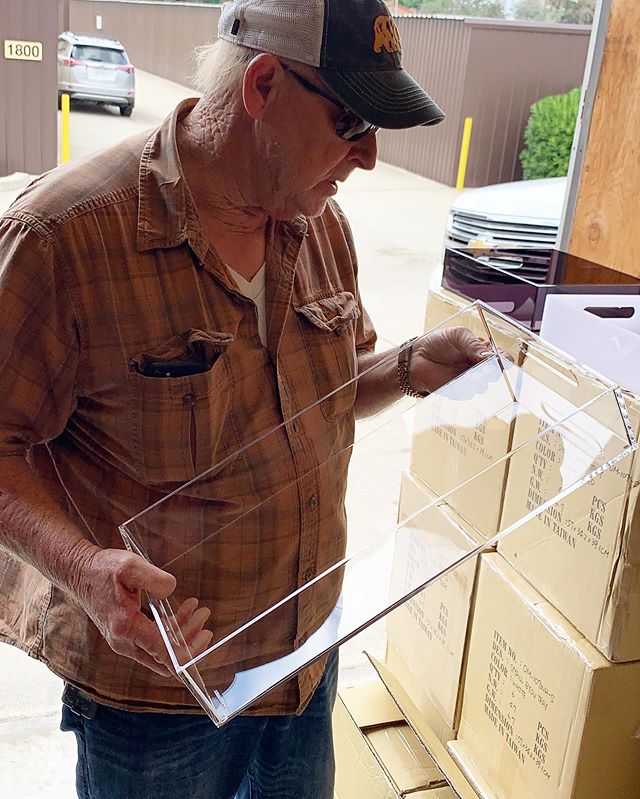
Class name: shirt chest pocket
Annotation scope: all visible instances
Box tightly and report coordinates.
[295,291,360,423]
[127,329,235,487]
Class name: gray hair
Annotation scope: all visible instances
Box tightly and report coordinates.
[192,38,261,97]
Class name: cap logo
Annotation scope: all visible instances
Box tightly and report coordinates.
[373,15,401,55]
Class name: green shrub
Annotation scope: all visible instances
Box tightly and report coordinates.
[519,87,581,179]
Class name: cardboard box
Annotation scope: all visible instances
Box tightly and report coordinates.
[498,344,640,661]
[333,679,448,798]
[386,471,483,742]
[412,291,525,538]
[368,656,483,799]
[452,553,640,799]
[443,744,496,799]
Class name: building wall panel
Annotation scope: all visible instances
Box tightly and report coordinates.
[68,0,221,88]
[0,0,58,176]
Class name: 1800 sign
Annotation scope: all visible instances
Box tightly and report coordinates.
[4,40,43,61]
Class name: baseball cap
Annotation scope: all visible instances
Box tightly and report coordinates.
[218,0,445,130]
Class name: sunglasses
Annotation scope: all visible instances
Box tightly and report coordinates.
[279,62,378,143]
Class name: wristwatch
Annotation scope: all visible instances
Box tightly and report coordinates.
[397,337,429,398]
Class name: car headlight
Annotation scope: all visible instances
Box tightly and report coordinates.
[445,210,454,235]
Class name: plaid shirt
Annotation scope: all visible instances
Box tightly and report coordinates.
[0,99,376,714]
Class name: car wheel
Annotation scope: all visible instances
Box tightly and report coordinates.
[120,104,133,117]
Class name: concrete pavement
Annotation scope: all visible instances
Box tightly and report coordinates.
[0,69,458,798]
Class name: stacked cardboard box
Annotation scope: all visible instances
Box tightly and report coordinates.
[333,670,480,799]
[333,679,449,798]
[498,355,640,662]
[336,291,640,799]
[333,291,496,799]
[449,553,640,799]
[410,291,525,538]
[380,291,524,748]
[386,471,481,744]
[440,343,640,797]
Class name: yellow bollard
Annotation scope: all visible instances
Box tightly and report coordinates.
[61,93,70,164]
[456,116,473,191]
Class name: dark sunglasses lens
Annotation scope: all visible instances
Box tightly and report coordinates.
[335,112,375,142]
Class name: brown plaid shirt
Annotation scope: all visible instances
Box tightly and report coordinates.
[0,99,376,714]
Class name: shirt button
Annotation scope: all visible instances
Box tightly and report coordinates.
[334,326,343,337]
[182,393,195,406]
[291,421,300,434]
[308,495,317,508]
[302,568,314,581]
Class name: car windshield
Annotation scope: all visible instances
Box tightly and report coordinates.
[71,45,127,65]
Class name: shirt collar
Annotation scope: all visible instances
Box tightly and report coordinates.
[136,98,309,260]
[136,98,208,260]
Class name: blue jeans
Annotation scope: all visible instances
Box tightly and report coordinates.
[60,651,338,799]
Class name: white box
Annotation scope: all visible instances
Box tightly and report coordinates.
[541,293,640,393]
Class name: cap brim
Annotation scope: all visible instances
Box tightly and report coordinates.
[317,66,445,130]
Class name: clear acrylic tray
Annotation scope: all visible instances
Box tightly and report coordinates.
[119,302,637,726]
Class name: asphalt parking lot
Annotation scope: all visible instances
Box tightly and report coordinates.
[1,69,459,798]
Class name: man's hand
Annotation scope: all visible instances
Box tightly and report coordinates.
[0,456,214,677]
[409,326,493,394]
[70,545,213,677]
[355,327,497,418]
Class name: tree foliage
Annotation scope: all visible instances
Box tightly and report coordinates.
[513,0,595,23]
[401,0,506,16]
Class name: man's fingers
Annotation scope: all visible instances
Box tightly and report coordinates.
[133,614,169,665]
[181,606,211,639]
[121,555,177,601]
[453,328,493,363]
[185,628,214,659]
[174,597,200,625]
[134,648,173,677]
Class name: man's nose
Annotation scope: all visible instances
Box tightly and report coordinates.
[350,130,378,171]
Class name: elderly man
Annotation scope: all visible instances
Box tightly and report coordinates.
[0,1,488,797]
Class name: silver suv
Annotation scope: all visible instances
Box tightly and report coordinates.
[57,32,135,117]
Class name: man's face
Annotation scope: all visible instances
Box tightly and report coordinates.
[258,63,378,220]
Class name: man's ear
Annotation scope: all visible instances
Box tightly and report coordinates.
[243,54,285,121]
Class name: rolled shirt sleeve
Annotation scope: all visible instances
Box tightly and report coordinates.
[0,216,80,457]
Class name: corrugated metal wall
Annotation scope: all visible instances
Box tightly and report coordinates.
[67,0,221,88]
[0,0,58,176]
[377,17,590,186]
[460,19,591,186]
[376,16,472,186]
[63,3,590,187]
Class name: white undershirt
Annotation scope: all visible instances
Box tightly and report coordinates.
[228,264,267,347]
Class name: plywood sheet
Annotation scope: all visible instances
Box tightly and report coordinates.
[569,0,640,276]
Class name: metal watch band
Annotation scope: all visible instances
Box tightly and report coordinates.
[397,337,429,398]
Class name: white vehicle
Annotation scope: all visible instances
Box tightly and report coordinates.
[57,31,135,117]
[443,176,567,285]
